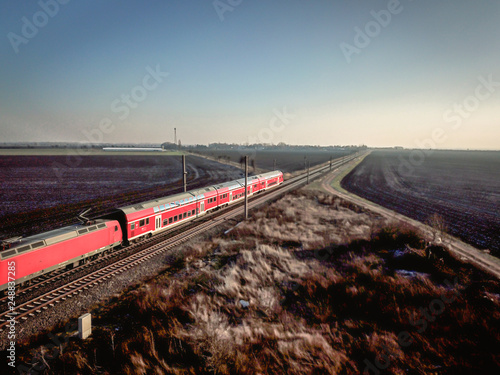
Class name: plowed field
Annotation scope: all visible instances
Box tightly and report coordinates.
[0,154,243,239]
[341,150,500,256]
[191,149,354,172]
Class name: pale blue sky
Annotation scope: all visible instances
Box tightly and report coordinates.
[1,0,499,149]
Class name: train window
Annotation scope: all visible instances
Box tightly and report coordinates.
[163,219,168,226]
[174,216,178,222]
[97,223,106,229]
[146,218,150,225]
[183,212,187,218]
[169,217,173,224]
[154,207,159,213]
[31,241,44,249]
[115,226,118,232]
[192,209,195,215]
[78,228,88,234]
[2,249,16,258]
[140,219,145,227]
[17,245,31,253]
[196,208,199,214]
[131,223,135,230]
[188,211,191,217]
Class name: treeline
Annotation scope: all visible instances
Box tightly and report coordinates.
[189,143,368,152]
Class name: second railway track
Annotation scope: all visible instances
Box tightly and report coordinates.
[0,154,359,332]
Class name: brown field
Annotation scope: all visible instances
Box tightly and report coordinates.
[0,154,243,240]
[341,150,500,256]
[10,188,500,374]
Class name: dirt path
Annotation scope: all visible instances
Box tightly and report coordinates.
[319,157,500,280]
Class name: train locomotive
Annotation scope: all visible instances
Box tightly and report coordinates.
[0,170,283,291]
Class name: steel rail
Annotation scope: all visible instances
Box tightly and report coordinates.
[0,153,359,331]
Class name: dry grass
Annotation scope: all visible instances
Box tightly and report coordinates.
[13,190,500,374]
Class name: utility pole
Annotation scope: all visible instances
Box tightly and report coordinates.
[307,161,310,184]
[174,128,177,145]
[182,154,187,192]
[330,156,332,171]
[273,159,276,171]
[304,156,307,171]
[244,155,248,220]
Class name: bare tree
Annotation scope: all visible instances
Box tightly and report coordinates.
[426,213,448,244]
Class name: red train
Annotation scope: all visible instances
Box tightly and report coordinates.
[0,171,283,291]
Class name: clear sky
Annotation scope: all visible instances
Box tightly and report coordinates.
[1,0,499,149]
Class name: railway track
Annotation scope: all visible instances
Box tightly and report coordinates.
[0,154,359,332]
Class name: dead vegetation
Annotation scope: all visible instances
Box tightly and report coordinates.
[10,190,500,374]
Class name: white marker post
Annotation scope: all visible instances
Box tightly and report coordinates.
[78,313,92,339]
